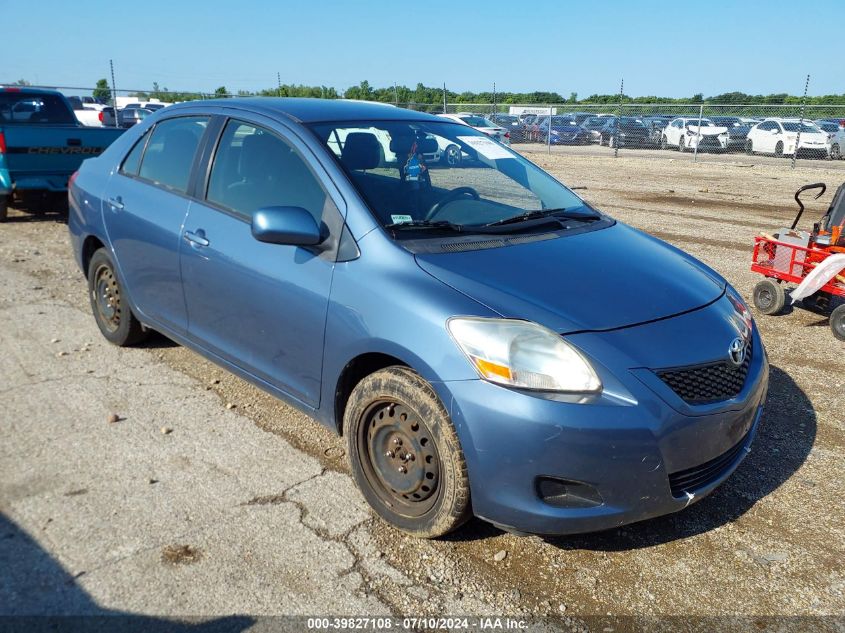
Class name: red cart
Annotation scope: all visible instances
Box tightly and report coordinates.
[750,182,845,341]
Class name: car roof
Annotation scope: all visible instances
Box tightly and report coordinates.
[164,97,445,124]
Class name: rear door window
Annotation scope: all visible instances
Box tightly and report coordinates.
[138,116,208,193]
[120,130,150,176]
[0,92,76,124]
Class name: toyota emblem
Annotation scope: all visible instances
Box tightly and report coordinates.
[728,337,746,367]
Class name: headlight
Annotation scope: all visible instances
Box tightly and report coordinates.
[447,317,602,393]
[726,287,753,334]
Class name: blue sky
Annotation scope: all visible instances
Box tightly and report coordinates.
[2,0,839,97]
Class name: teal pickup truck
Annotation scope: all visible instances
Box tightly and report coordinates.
[0,87,125,221]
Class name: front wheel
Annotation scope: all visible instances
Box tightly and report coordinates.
[88,248,148,346]
[831,305,845,341]
[660,135,668,150]
[678,136,686,152]
[608,135,616,148]
[775,141,784,157]
[441,144,461,167]
[345,366,471,538]
[830,143,841,160]
[745,139,754,155]
[753,279,786,315]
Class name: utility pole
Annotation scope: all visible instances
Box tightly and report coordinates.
[109,59,118,128]
[615,78,624,158]
[443,82,447,113]
[394,82,398,106]
[493,82,496,116]
[277,72,282,97]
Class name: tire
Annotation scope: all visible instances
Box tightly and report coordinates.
[775,141,783,157]
[87,248,148,346]
[753,279,786,316]
[441,144,461,167]
[745,139,754,155]
[660,135,668,150]
[344,366,471,538]
[678,136,685,152]
[831,143,841,160]
[831,304,845,341]
[608,135,616,148]
[0,195,8,222]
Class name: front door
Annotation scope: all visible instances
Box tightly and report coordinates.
[179,117,339,408]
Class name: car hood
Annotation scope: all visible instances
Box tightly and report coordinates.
[688,125,727,136]
[414,222,726,334]
[550,125,583,133]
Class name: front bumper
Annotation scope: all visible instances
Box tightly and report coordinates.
[435,308,769,535]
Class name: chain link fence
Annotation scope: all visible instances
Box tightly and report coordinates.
[18,83,845,169]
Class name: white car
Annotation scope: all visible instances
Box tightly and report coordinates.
[660,117,728,152]
[829,128,845,160]
[438,113,510,145]
[745,118,830,157]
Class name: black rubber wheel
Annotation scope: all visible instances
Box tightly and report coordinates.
[660,135,668,150]
[831,143,841,161]
[753,279,786,316]
[775,141,783,157]
[678,136,686,152]
[344,366,471,538]
[0,195,7,222]
[745,139,754,155]
[87,248,147,346]
[441,144,461,167]
[831,304,845,341]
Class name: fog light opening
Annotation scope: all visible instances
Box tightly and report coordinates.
[536,476,603,509]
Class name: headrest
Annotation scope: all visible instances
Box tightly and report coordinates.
[417,136,438,154]
[341,132,381,170]
[239,133,278,178]
[390,134,438,156]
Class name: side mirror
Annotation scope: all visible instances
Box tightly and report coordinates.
[771,128,780,134]
[251,206,323,246]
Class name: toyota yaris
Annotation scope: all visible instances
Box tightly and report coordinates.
[68,98,768,538]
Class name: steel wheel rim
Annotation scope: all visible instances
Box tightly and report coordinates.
[757,286,774,310]
[447,146,459,166]
[358,400,441,517]
[93,263,121,333]
[833,311,845,338]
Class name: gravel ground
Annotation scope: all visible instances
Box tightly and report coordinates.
[0,151,843,631]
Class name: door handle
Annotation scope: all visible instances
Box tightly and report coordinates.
[184,230,209,247]
[107,197,124,210]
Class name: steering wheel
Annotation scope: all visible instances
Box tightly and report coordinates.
[425,187,480,221]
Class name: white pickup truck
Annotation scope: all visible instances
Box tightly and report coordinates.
[66,96,105,127]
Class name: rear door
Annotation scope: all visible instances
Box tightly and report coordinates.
[179,115,341,408]
[102,115,210,335]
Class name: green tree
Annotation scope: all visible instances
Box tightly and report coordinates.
[214,86,228,98]
[568,92,578,103]
[93,79,111,100]
[14,78,31,86]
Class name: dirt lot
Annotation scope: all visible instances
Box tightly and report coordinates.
[1,152,843,630]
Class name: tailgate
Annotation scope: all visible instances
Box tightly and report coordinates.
[2,126,114,175]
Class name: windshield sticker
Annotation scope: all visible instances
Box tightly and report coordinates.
[390,214,413,224]
[458,136,513,160]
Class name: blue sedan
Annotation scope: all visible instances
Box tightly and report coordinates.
[68,98,768,538]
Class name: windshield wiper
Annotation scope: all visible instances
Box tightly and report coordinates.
[385,220,466,232]
[484,207,600,228]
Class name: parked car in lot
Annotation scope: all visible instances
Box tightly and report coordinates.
[580,115,612,144]
[709,116,754,152]
[745,119,829,158]
[438,113,509,145]
[826,126,845,160]
[661,117,728,152]
[490,114,526,142]
[69,98,768,538]
[0,86,124,220]
[599,116,651,148]
[118,108,153,129]
[640,115,675,146]
[537,115,591,145]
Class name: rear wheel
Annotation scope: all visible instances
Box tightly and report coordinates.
[87,248,148,346]
[753,279,786,315]
[345,366,471,538]
[831,305,845,341]
[442,144,461,167]
[775,141,784,157]
[678,136,686,152]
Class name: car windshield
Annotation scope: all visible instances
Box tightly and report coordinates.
[460,116,496,128]
[816,121,838,133]
[550,117,577,126]
[712,118,741,126]
[782,122,821,133]
[0,92,76,124]
[687,119,714,127]
[619,117,646,128]
[495,115,518,123]
[308,120,593,235]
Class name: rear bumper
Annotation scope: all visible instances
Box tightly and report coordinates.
[0,171,72,194]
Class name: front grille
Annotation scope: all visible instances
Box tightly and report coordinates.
[668,430,750,497]
[656,340,752,404]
